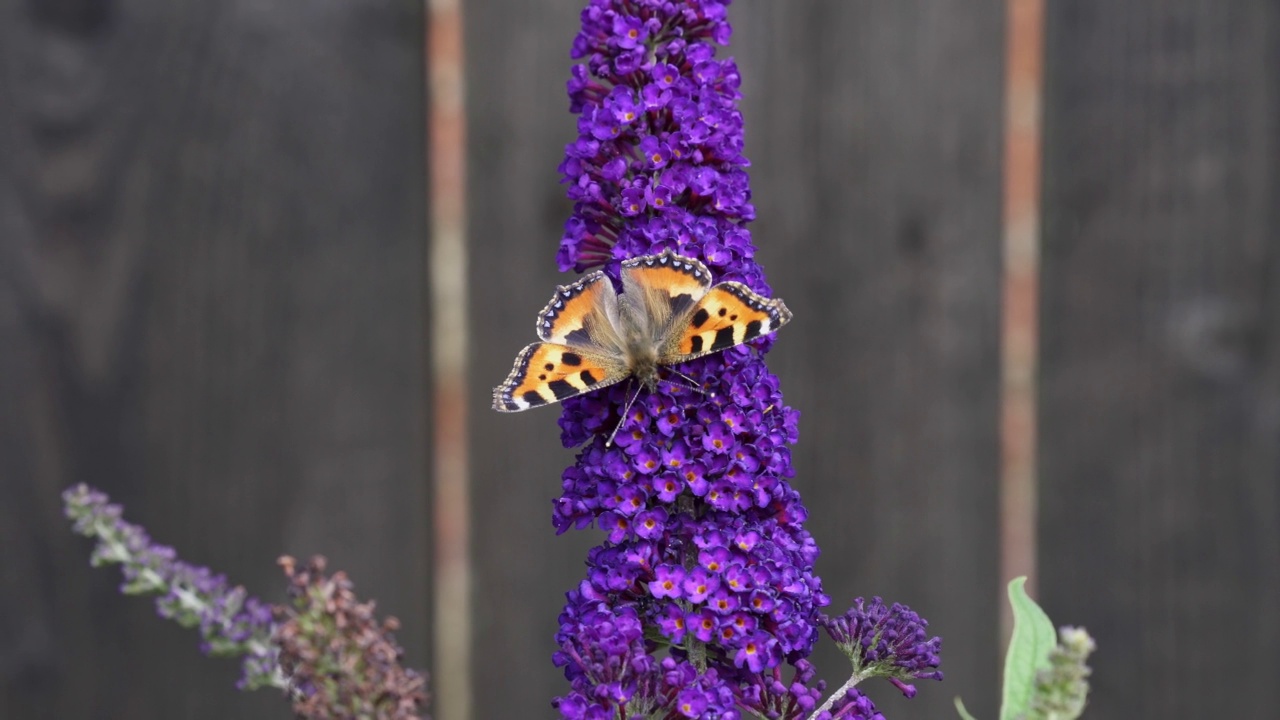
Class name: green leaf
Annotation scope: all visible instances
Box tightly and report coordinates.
[954,696,981,720]
[1000,577,1057,720]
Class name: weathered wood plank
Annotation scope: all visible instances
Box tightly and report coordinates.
[1039,2,1280,717]
[468,1,1005,717]
[0,1,429,718]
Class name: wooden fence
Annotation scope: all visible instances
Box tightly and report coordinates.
[1,1,1276,719]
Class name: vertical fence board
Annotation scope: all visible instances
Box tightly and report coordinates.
[1039,3,1280,717]
[469,1,1004,717]
[736,2,1005,718]
[465,1,597,715]
[0,2,429,718]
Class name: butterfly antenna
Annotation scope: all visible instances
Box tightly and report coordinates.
[606,379,641,448]
[660,368,711,397]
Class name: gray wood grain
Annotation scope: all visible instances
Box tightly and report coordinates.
[0,1,429,718]
[468,1,1005,717]
[1039,2,1280,717]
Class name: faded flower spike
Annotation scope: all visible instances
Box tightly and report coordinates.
[1024,626,1095,720]
[62,483,283,691]
[63,486,431,716]
[275,555,430,720]
[820,597,944,698]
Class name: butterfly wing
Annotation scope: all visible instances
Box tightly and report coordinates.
[494,270,630,412]
[492,342,629,412]
[660,281,792,363]
[536,271,624,351]
[494,252,769,413]
[619,251,713,340]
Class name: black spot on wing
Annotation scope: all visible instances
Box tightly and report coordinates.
[580,369,599,385]
[689,335,704,354]
[562,352,583,366]
[744,320,763,340]
[548,379,577,400]
[669,293,695,317]
[565,328,593,346]
[711,326,736,351]
[522,390,546,406]
[691,308,710,329]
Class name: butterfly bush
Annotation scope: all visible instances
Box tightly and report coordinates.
[549,2,941,718]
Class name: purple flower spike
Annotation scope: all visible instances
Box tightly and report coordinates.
[548,1,945,718]
[549,2,846,719]
[559,1,753,276]
[820,597,944,696]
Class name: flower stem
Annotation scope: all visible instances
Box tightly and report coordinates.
[678,493,706,673]
[805,670,868,720]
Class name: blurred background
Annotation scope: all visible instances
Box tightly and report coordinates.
[2,1,1276,719]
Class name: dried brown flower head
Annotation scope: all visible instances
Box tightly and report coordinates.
[275,556,429,720]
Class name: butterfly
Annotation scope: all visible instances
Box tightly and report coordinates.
[493,251,792,412]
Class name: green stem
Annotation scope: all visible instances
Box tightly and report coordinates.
[677,494,706,673]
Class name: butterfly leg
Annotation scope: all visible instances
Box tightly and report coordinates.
[606,378,641,448]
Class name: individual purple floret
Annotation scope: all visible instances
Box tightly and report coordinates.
[820,597,944,698]
[62,483,283,691]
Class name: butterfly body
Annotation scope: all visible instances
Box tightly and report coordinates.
[493,251,791,412]
[619,326,662,391]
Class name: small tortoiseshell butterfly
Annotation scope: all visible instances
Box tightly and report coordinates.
[493,251,792,412]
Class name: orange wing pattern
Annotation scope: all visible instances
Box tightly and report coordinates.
[621,251,713,325]
[536,271,621,349]
[666,282,792,361]
[492,342,628,412]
